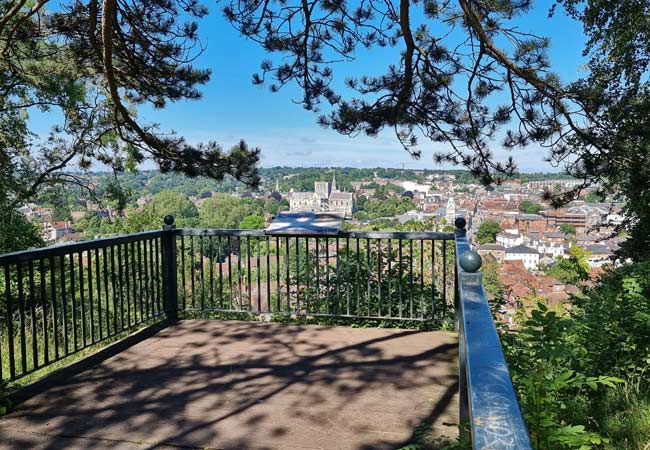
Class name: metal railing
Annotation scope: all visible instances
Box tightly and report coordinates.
[454,218,532,449]
[0,215,532,449]
[0,231,166,382]
[173,227,456,321]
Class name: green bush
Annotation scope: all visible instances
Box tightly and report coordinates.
[503,259,650,449]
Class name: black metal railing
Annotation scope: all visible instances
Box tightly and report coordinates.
[0,215,533,449]
[0,231,166,382]
[174,228,456,321]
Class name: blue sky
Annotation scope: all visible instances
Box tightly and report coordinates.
[36,2,588,173]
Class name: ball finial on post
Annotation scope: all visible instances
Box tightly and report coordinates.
[454,216,467,237]
[459,250,482,273]
[163,215,175,226]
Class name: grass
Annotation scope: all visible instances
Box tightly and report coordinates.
[595,377,650,450]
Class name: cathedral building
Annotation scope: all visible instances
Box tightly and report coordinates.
[289,174,354,215]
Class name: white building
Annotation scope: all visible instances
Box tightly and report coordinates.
[505,245,540,270]
[496,232,524,248]
[401,181,432,193]
[445,197,456,223]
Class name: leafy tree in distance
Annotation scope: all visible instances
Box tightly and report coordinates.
[355,195,368,212]
[544,246,591,285]
[559,224,577,236]
[518,200,544,215]
[239,214,265,230]
[476,220,502,244]
[143,191,199,228]
[0,209,44,254]
[199,194,263,228]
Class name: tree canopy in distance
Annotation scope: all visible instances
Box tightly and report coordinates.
[2,0,650,258]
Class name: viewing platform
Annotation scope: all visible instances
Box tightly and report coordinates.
[1,320,458,449]
[0,217,531,449]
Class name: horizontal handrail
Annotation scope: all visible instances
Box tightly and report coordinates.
[454,231,532,449]
[178,227,455,241]
[0,230,164,266]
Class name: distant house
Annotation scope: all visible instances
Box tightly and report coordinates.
[43,221,73,242]
[478,243,506,263]
[505,244,540,270]
[496,232,524,248]
[585,244,614,268]
[515,214,546,234]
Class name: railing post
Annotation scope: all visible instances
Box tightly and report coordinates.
[161,215,179,322]
[454,216,471,441]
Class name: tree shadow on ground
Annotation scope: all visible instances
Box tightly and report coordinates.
[0,320,459,450]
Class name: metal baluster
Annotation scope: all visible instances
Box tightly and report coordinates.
[237,238,243,310]
[180,236,186,310]
[346,238,350,316]
[227,236,233,310]
[218,236,224,309]
[102,246,110,333]
[246,237,252,311]
[17,263,27,374]
[109,246,117,333]
[257,237,261,312]
[154,238,161,315]
[443,241,447,318]
[377,239,382,317]
[305,237,310,313]
[335,238,340,315]
[79,253,87,346]
[69,253,78,351]
[315,237,320,314]
[398,240,403,318]
[133,242,145,323]
[150,239,158,316]
[60,254,69,354]
[124,245,132,327]
[387,240,392,318]
[366,239,371,316]
[117,245,125,329]
[200,237,205,311]
[5,265,15,379]
[143,239,150,319]
[432,240,436,318]
[285,237,290,312]
[355,238,360,316]
[325,238,330,315]
[266,236,271,313]
[209,236,214,310]
[275,236,280,312]
[28,260,38,370]
[88,250,95,343]
[295,237,300,313]
[420,240,425,319]
[40,259,49,365]
[51,256,60,358]
[409,239,414,319]
[190,236,195,309]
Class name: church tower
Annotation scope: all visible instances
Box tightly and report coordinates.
[331,173,337,192]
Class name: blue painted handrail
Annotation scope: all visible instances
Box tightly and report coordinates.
[454,220,532,449]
